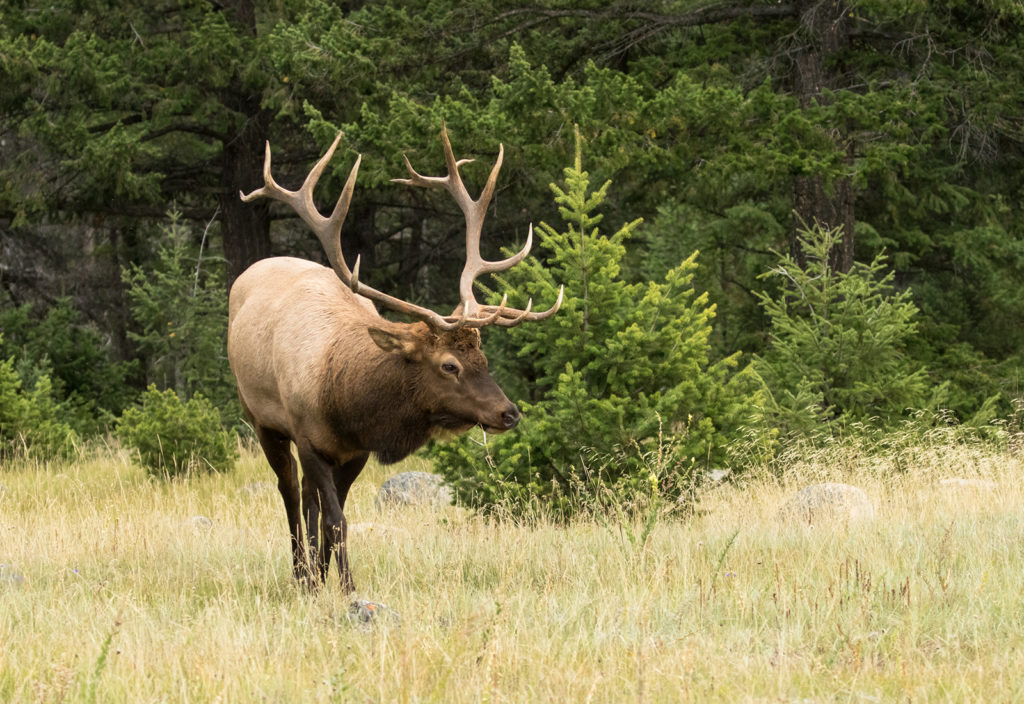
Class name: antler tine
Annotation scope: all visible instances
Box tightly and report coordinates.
[481,223,533,274]
[393,154,449,190]
[469,293,509,327]
[491,285,564,327]
[488,296,533,327]
[240,131,357,277]
[350,254,361,291]
[390,125,563,329]
[473,141,503,216]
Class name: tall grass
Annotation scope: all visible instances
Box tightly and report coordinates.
[0,431,1022,702]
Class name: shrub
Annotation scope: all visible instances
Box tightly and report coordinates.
[116,385,237,476]
[754,223,931,438]
[431,129,763,517]
[0,339,78,457]
[0,297,136,434]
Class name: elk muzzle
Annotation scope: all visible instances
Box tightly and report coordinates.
[500,403,521,430]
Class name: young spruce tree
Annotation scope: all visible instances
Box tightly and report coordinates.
[432,129,761,515]
[0,335,77,457]
[755,224,931,437]
[121,212,238,422]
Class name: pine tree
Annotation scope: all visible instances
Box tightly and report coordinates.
[755,224,931,437]
[432,129,761,515]
[121,213,237,421]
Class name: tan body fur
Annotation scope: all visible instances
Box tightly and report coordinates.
[230,257,380,462]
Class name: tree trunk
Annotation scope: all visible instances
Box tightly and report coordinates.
[342,200,377,282]
[792,161,855,272]
[791,0,855,273]
[219,112,273,287]
[215,0,273,288]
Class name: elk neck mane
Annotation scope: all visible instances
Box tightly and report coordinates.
[316,320,441,465]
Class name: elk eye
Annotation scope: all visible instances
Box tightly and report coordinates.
[441,362,460,376]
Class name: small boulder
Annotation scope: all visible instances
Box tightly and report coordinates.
[348,599,399,625]
[779,482,874,524]
[188,515,213,531]
[707,469,730,484]
[0,564,25,587]
[376,471,453,510]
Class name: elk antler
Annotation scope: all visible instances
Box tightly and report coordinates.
[241,129,561,331]
[240,132,459,329]
[394,124,563,328]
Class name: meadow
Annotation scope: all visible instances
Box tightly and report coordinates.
[1,432,1022,703]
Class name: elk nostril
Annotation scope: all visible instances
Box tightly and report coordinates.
[501,406,520,429]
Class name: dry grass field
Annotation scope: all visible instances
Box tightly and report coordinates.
[1,432,1022,703]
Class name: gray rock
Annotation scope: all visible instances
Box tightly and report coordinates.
[348,599,399,625]
[0,564,25,587]
[188,515,213,531]
[779,482,874,524]
[375,471,453,510]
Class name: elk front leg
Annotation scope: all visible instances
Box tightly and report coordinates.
[301,473,325,585]
[333,455,368,594]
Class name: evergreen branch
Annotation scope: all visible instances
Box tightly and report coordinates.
[141,122,224,143]
[494,4,798,28]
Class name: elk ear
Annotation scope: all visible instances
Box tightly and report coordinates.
[367,326,423,360]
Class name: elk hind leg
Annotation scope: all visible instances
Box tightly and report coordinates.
[255,426,309,583]
[297,444,350,590]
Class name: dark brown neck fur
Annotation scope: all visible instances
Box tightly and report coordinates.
[319,323,462,464]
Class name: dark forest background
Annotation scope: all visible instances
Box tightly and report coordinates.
[1,1,1022,476]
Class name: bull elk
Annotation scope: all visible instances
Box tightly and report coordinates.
[227,126,562,591]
